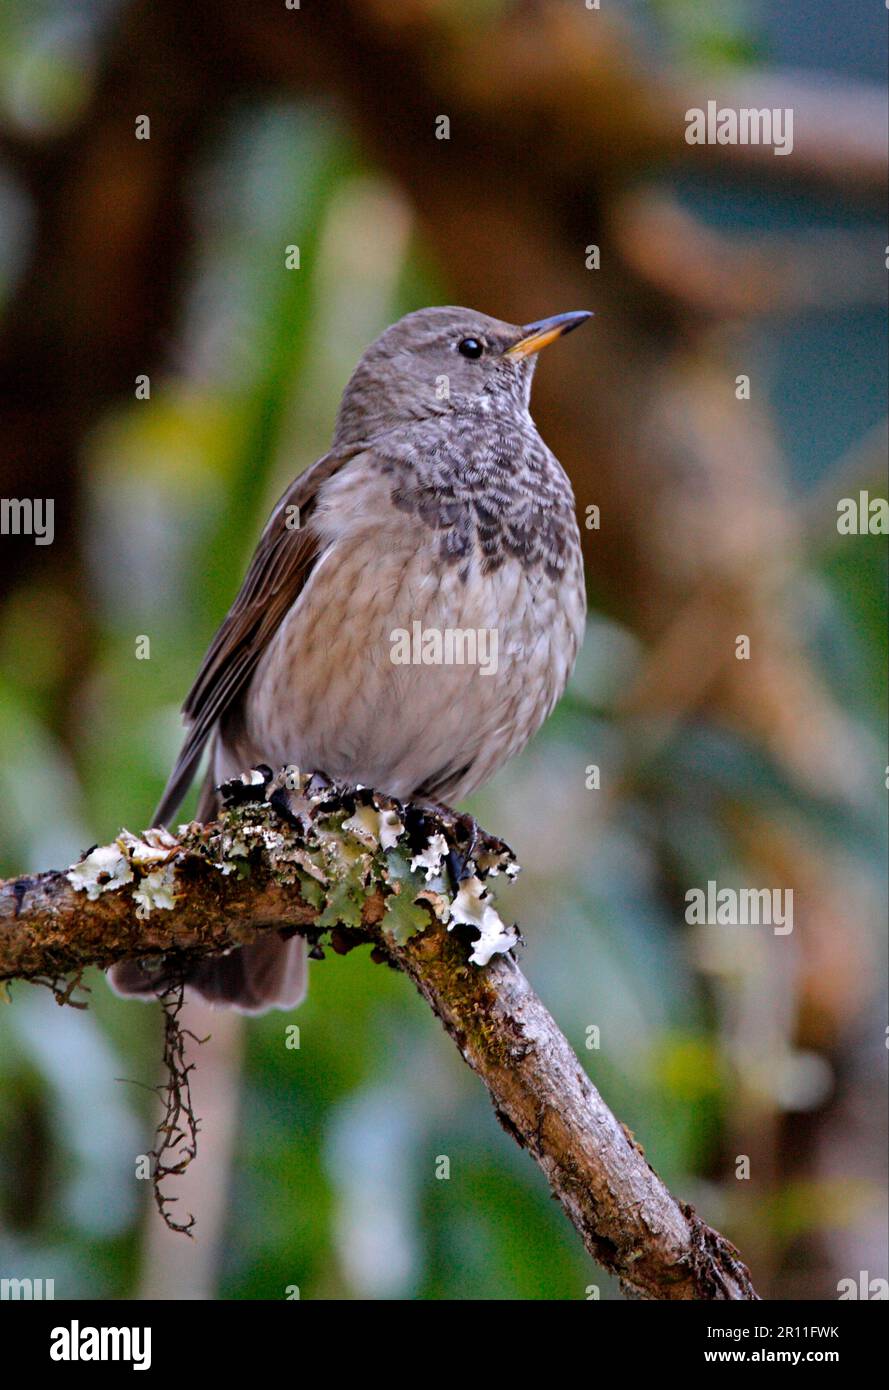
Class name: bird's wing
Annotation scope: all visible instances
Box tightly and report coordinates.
[153,450,348,826]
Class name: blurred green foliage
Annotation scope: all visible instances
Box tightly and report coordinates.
[0,1,886,1301]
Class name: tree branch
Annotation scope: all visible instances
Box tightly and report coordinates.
[0,768,758,1300]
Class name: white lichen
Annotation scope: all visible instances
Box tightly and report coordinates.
[410,833,449,881]
[118,827,179,867]
[67,831,178,915]
[476,846,520,878]
[238,768,268,788]
[342,803,405,851]
[211,826,253,869]
[275,844,327,884]
[132,864,178,918]
[66,844,134,899]
[448,875,519,966]
[378,809,405,851]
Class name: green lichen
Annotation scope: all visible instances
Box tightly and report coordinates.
[63,766,522,968]
[381,849,435,944]
[295,869,324,910]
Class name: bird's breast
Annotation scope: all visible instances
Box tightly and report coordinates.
[230,456,585,801]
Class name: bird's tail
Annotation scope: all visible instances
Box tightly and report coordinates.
[107,768,308,1015]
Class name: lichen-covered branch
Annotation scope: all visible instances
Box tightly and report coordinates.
[0,768,758,1300]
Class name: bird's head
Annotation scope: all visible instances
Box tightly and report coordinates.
[333,305,591,448]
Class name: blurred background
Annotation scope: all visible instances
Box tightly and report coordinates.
[0,0,886,1301]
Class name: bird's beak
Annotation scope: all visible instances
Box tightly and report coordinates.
[505,310,592,359]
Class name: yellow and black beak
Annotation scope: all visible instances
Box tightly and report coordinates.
[505,310,592,359]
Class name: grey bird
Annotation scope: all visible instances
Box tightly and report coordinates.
[109,306,589,1013]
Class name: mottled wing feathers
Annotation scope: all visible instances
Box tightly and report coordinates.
[152,451,346,827]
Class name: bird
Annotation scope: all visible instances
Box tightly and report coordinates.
[109,305,589,1014]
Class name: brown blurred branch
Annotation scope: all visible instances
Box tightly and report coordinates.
[220,0,886,197]
[613,192,886,319]
[0,781,758,1301]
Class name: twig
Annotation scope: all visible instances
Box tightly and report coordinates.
[149,982,206,1236]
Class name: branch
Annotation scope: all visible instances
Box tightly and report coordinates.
[0,768,758,1300]
[612,191,886,319]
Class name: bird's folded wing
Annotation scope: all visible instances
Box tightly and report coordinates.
[152,450,348,826]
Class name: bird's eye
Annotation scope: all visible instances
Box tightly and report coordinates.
[457,337,484,359]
